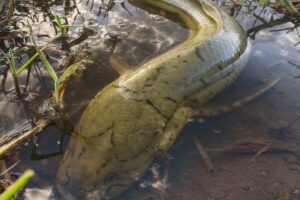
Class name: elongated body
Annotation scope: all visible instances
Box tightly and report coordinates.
[56,0,249,199]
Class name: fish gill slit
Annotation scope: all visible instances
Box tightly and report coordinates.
[165,96,177,103]
[61,169,71,186]
[114,145,150,163]
[145,99,169,120]
[77,146,86,159]
[113,85,139,94]
[110,122,116,147]
[90,122,115,139]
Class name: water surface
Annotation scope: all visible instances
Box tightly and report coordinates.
[0,0,300,199]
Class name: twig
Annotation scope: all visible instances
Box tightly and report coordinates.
[207,141,267,153]
[252,145,271,160]
[0,160,11,183]
[0,119,50,156]
[0,161,20,177]
[206,141,296,157]
[160,159,170,200]
[193,135,215,172]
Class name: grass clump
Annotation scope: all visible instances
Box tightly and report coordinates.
[7,17,81,108]
[2,15,82,198]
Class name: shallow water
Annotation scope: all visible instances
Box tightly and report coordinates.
[1,0,300,199]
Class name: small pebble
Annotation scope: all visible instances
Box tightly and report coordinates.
[212,129,221,134]
[198,118,205,123]
[149,14,167,22]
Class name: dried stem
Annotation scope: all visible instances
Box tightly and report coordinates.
[0,119,51,157]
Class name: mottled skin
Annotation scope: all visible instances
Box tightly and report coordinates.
[56,0,249,199]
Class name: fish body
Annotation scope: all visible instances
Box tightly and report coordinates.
[56,0,249,199]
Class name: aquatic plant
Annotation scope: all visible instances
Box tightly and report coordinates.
[240,0,298,14]
[8,49,22,96]
[28,21,61,106]
[0,16,82,198]
[0,0,15,26]
[55,15,82,36]
[28,19,81,107]
[0,170,34,200]
[277,0,298,14]
[7,17,81,107]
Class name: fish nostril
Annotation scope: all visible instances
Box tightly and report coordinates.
[57,170,71,185]
[78,188,87,196]
[55,183,75,199]
[56,182,89,199]
[104,172,119,182]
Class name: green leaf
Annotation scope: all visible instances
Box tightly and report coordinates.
[27,21,59,82]
[16,35,62,75]
[260,0,268,4]
[279,0,298,14]
[28,20,60,104]
[58,63,80,83]
[55,15,65,35]
[8,49,17,78]
[0,170,34,200]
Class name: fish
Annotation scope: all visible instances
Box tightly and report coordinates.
[56,0,249,199]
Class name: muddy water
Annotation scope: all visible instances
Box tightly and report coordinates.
[1,0,300,199]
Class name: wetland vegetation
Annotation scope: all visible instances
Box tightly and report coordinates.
[0,0,300,199]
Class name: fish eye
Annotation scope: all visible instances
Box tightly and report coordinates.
[104,172,119,182]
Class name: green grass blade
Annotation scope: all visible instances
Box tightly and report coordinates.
[16,35,62,76]
[16,53,38,76]
[55,15,65,35]
[58,63,80,83]
[28,21,60,104]
[54,80,60,103]
[8,49,17,78]
[260,0,268,3]
[0,170,34,200]
[279,0,298,14]
[28,21,59,82]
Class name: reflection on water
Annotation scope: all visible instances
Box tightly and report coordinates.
[1,0,300,199]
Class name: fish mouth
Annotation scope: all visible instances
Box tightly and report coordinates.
[55,183,78,200]
[103,183,132,199]
[55,182,120,200]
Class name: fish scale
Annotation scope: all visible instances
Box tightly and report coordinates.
[56,0,249,199]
